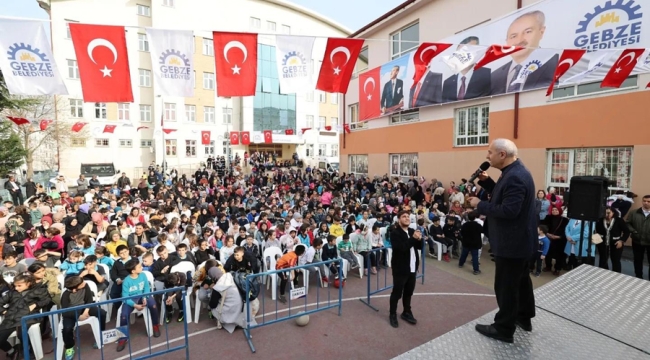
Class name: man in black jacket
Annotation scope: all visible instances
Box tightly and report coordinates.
[389,210,423,328]
[470,138,537,343]
[152,247,181,282]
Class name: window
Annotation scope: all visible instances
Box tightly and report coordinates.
[185,105,196,122]
[204,106,215,123]
[355,46,369,74]
[119,139,132,147]
[136,4,150,16]
[306,92,314,102]
[139,69,151,87]
[349,155,368,175]
[391,22,419,59]
[390,109,419,125]
[267,21,276,31]
[70,99,83,117]
[318,116,326,129]
[164,103,176,121]
[140,139,153,147]
[71,138,86,147]
[67,60,79,79]
[331,144,338,157]
[318,91,326,103]
[250,17,261,28]
[552,75,638,100]
[65,20,77,39]
[138,34,149,52]
[95,138,109,147]
[116,103,129,121]
[222,107,232,124]
[203,72,215,89]
[547,147,633,195]
[186,140,197,157]
[139,105,151,122]
[222,140,228,155]
[331,94,338,104]
[282,25,291,34]
[305,115,314,128]
[349,103,367,130]
[202,38,214,56]
[330,117,338,129]
[318,144,327,156]
[454,104,489,146]
[205,140,215,155]
[95,103,106,119]
[165,139,177,156]
[390,153,418,177]
[162,0,174,6]
[306,144,314,157]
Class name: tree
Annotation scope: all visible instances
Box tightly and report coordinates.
[0,120,27,177]
[0,70,38,113]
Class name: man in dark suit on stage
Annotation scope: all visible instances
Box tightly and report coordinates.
[409,66,443,108]
[490,10,558,96]
[380,66,404,114]
[469,139,537,343]
[442,36,491,102]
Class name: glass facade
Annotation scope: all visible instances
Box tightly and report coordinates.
[253,44,296,131]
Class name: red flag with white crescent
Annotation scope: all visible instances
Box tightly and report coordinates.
[103,125,116,133]
[263,130,273,144]
[241,131,250,145]
[213,32,258,97]
[546,49,586,96]
[39,120,53,131]
[412,43,452,85]
[474,45,525,70]
[230,131,239,145]
[316,37,365,93]
[71,122,88,132]
[343,124,351,134]
[601,49,645,88]
[284,129,294,135]
[163,128,177,134]
[358,67,381,121]
[201,130,211,145]
[7,116,30,126]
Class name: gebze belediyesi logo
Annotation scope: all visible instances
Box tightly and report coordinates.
[281,51,309,79]
[574,0,643,52]
[7,43,55,77]
[159,49,191,79]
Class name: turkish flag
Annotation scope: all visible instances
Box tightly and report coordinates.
[474,45,525,70]
[103,125,116,133]
[601,49,645,88]
[316,38,365,93]
[241,131,251,145]
[301,128,311,134]
[213,32,257,97]
[71,122,87,132]
[201,131,211,145]
[285,129,294,135]
[412,43,452,85]
[263,130,273,144]
[324,126,332,131]
[137,126,149,131]
[230,131,239,145]
[343,124,351,134]
[546,49,586,96]
[39,120,53,131]
[7,116,30,126]
[69,24,133,102]
[358,67,381,121]
[162,128,177,134]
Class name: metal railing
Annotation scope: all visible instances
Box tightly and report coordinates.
[360,240,427,312]
[243,258,344,353]
[19,287,189,360]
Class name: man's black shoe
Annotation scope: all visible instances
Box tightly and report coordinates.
[400,312,417,325]
[389,313,398,328]
[516,319,532,332]
[475,324,514,343]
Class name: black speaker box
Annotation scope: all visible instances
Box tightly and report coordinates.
[567,176,609,221]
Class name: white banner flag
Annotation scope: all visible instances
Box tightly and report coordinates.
[146,29,194,97]
[275,35,315,94]
[561,51,616,85]
[442,45,481,74]
[0,19,68,96]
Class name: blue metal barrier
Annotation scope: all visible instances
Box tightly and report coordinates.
[360,239,427,311]
[243,258,343,353]
[19,287,189,360]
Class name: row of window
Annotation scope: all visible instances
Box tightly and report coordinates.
[305,144,339,158]
[249,17,291,34]
[304,115,338,129]
[72,138,153,148]
[73,138,225,158]
[69,100,232,124]
[348,146,633,193]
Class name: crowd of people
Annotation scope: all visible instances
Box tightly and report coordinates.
[0,154,648,357]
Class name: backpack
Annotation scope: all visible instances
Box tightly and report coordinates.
[231,271,261,304]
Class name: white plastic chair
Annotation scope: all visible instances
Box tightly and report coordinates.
[55,290,103,360]
[115,272,154,337]
[335,237,363,278]
[8,324,43,360]
[193,261,207,324]
[263,247,283,300]
[160,261,194,324]
[292,244,311,294]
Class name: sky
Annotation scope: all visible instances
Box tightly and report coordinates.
[0,0,403,33]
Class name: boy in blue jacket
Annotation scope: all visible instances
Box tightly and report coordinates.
[532,225,551,277]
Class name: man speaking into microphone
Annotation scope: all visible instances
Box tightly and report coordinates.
[469,138,537,344]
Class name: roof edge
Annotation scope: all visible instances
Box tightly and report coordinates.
[262,0,352,35]
[349,0,418,38]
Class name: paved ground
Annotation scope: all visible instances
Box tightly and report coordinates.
[33,247,649,360]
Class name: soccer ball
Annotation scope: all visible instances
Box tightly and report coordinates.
[295,312,310,326]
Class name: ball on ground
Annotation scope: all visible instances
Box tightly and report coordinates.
[295,312,310,326]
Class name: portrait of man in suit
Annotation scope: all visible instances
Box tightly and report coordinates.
[380,66,404,114]
[442,36,492,102]
[409,60,443,108]
[490,10,559,96]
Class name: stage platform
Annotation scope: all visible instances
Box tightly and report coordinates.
[393,265,650,360]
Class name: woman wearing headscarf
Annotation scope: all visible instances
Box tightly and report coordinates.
[81,212,109,241]
[76,203,91,227]
[542,207,569,276]
[208,265,258,333]
[63,217,82,252]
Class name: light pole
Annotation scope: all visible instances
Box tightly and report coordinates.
[158,95,167,174]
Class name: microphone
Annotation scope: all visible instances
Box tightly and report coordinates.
[468,161,491,184]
